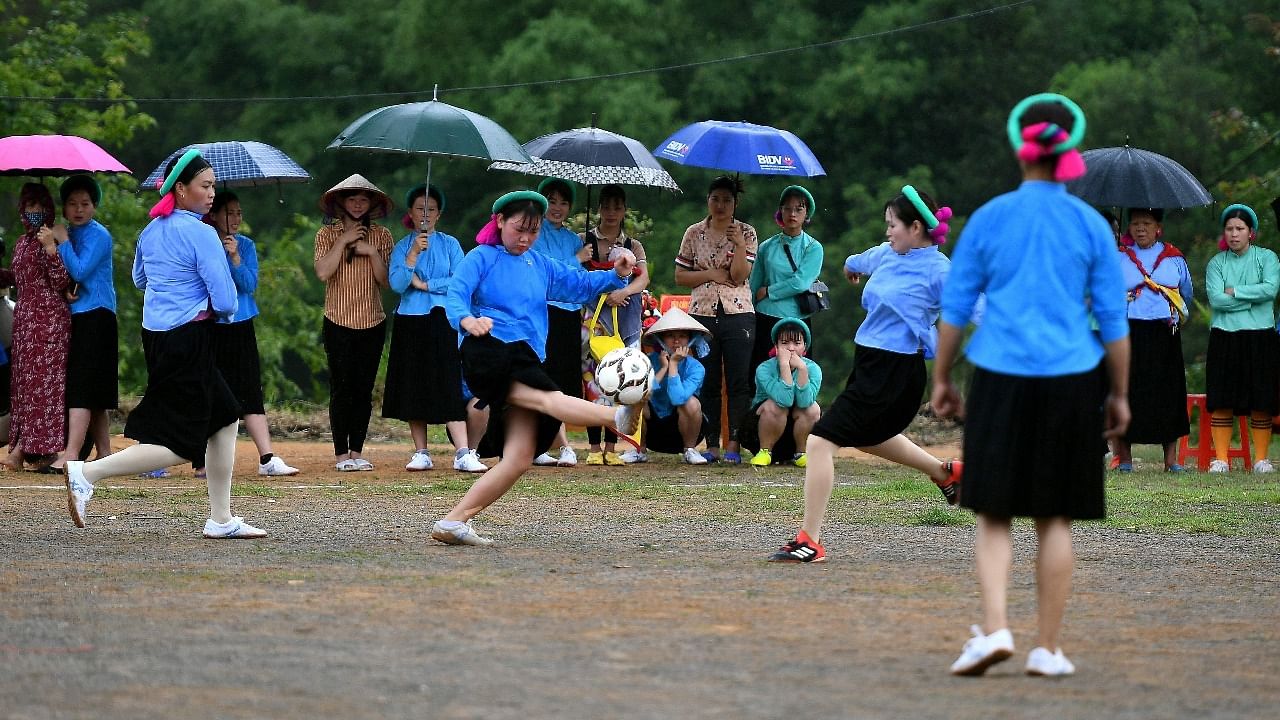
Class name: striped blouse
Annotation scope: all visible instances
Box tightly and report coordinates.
[314,222,394,329]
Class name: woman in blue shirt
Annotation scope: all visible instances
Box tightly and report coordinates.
[64,149,267,539]
[383,184,486,474]
[1111,208,1192,472]
[932,94,1131,678]
[51,175,117,470]
[431,191,640,547]
[204,192,298,478]
[768,185,962,565]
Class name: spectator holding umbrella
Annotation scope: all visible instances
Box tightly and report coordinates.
[313,175,394,472]
[675,175,758,463]
[4,182,70,473]
[1111,208,1192,472]
[49,175,116,470]
[202,191,299,477]
[383,183,487,473]
[1205,203,1279,473]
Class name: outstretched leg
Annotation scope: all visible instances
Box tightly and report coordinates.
[799,435,838,541]
[442,407,537,523]
[856,434,950,484]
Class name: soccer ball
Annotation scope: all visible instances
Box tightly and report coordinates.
[595,347,653,406]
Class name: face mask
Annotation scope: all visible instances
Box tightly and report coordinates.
[22,211,46,228]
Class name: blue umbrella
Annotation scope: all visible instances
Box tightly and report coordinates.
[652,120,825,177]
[143,140,311,189]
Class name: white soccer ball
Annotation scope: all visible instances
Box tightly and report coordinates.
[595,347,653,406]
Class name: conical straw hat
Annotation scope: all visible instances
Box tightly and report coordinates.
[644,306,709,337]
[319,173,393,219]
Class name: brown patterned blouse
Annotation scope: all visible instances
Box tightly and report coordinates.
[674,218,758,316]
[314,222,394,329]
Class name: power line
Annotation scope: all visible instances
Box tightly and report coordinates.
[1,0,1037,106]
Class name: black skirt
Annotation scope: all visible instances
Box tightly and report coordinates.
[811,345,924,448]
[382,309,465,422]
[461,334,561,459]
[211,318,265,416]
[125,319,241,468]
[646,409,709,454]
[961,365,1107,520]
[739,402,798,460]
[65,308,119,410]
[543,306,584,400]
[1206,328,1279,416]
[1125,319,1189,444]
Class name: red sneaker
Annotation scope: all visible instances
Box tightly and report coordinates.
[935,460,962,505]
[767,529,826,563]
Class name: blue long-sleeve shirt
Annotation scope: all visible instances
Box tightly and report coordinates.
[445,244,626,361]
[941,180,1128,377]
[751,355,822,409]
[845,242,950,358]
[389,230,464,316]
[647,350,706,420]
[1119,242,1193,321]
[221,233,260,323]
[57,219,116,314]
[133,209,237,331]
[531,219,585,311]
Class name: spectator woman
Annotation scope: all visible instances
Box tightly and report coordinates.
[383,183,486,473]
[675,176,757,463]
[749,185,823,370]
[4,183,70,473]
[1204,203,1279,473]
[313,175,394,472]
[1111,208,1192,472]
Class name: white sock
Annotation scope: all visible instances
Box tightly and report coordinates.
[82,444,184,484]
[205,422,238,524]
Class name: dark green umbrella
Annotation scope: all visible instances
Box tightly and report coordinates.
[327,89,531,221]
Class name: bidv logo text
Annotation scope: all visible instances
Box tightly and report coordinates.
[757,154,797,172]
[663,141,691,158]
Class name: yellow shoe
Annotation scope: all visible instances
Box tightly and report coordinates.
[750,449,772,467]
[792,452,808,468]
[585,452,604,466]
[603,451,625,466]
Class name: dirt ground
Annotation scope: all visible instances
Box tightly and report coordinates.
[2,439,1278,720]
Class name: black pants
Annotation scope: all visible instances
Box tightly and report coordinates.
[323,318,386,456]
[692,310,754,448]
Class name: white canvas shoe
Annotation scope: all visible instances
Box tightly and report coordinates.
[258,457,299,476]
[64,460,94,528]
[1025,647,1076,676]
[203,517,268,539]
[950,625,1014,676]
[683,448,708,465]
[431,519,493,546]
[453,450,487,473]
[405,451,433,471]
[1208,459,1229,473]
[555,446,578,467]
[619,449,648,464]
[1253,459,1274,473]
[533,452,558,466]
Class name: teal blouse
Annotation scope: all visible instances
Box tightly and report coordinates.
[1206,245,1279,332]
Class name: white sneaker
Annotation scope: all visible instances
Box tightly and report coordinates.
[1253,459,1274,473]
[1208,459,1229,473]
[619,449,648,464]
[203,516,268,539]
[1025,646,1076,676]
[950,625,1014,676]
[683,448,709,465]
[533,452,558,466]
[64,460,94,528]
[405,451,433,471]
[431,519,493,546]
[258,457,299,476]
[453,449,487,473]
[336,459,359,471]
[556,446,578,467]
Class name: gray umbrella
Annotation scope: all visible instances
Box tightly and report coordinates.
[1067,146,1212,209]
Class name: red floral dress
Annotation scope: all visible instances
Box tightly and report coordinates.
[9,231,71,456]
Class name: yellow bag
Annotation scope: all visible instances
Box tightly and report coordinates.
[588,294,624,363]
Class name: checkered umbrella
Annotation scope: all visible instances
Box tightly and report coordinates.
[143,141,311,189]
[489,127,681,192]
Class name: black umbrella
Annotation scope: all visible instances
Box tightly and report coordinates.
[1067,146,1212,209]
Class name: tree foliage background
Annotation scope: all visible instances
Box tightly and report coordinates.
[2,0,1278,408]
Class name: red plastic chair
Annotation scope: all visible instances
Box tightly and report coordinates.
[1177,394,1251,471]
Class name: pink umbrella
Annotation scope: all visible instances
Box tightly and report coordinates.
[0,134,130,177]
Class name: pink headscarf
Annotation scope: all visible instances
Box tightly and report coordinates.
[1017,122,1086,182]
